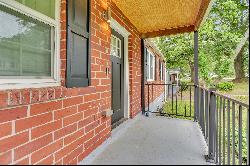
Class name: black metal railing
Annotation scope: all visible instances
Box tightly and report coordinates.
[144,83,249,165]
[196,86,249,165]
[145,83,195,118]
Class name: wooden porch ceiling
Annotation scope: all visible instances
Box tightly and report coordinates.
[112,0,212,38]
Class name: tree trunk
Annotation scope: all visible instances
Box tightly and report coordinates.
[234,28,249,80]
[234,48,245,80]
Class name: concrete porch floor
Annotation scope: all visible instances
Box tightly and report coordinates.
[80,115,211,165]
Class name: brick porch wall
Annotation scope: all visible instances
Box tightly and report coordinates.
[0,0,142,164]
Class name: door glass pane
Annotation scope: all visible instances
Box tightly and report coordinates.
[117,38,121,58]
[15,0,55,19]
[0,5,53,77]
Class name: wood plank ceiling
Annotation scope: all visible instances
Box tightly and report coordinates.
[112,0,212,38]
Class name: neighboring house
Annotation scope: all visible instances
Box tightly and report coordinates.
[144,39,166,113]
[0,0,211,165]
[166,68,181,85]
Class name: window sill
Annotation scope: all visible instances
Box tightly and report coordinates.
[0,80,61,90]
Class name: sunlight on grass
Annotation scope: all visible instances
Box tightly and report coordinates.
[162,100,194,121]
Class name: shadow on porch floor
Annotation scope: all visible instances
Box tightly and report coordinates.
[79,114,212,165]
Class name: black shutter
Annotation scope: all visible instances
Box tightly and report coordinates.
[66,0,90,88]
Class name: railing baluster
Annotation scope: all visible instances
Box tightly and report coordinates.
[164,84,166,102]
[197,87,200,122]
[223,98,226,165]
[216,96,219,164]
[205,90,209,140]
[181,85,183,102]
[168,84,170,97]
[247,108,249,165]
[238,105,242,165]
[176,89,178,116]
[232,102,236,165]
[200,89,205,134]
[185,104,187,117]
[219,96,222,165]
[219,97,222,165]
[227,99,230,165]
[214,94,218,163]
[190,85,192,117]
[147,84,149,116]
[152,84,153,112]
[172,84,174,114]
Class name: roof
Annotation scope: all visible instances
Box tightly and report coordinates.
[144,39,165,60]
[112,0,212,38]
[167,68,181,74]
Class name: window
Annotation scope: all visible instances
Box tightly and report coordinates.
[111,35,121,58]
[0,0,60,89]
[15,0,55,19]
[147,50,155,81]
[66,0,90,88]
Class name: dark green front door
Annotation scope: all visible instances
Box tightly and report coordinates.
[111,29,124,125]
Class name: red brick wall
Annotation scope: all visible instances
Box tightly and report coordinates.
[0,0,142,164]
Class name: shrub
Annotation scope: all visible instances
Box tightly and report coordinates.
[180,81,189,91]
[216,82,234,91]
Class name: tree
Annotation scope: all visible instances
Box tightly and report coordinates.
[155,0,249,83]
[156,33,196,82]
[213,0,249,80]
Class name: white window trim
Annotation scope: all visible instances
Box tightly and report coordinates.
[147,50,155,82]
[0,0,61,90]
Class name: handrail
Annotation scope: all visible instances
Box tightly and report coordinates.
[197,85,249,109]
[213,92,249,109]
[145,83,195,86]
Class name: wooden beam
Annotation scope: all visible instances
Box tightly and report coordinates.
[194,0,213,30]
[141,25,195,39]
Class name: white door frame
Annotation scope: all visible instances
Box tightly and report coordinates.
[110,18,131,119]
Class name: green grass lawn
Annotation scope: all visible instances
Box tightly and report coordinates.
[162,100,194,120]
[218,81,249,104]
